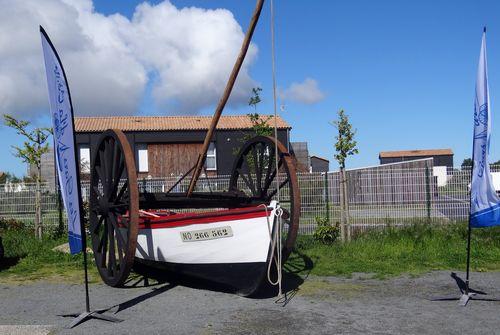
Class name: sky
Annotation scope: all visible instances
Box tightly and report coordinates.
[1,0,500,176]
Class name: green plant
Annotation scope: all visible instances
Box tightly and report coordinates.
[3,114,52,239]
[331,109,359,242]
[313,216,340,244]
[331,109,358,170]
[0,218,27,232]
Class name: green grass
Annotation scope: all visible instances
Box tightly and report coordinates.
[0,228,99,284]
[289,222,500,278]
[3,222,500,284]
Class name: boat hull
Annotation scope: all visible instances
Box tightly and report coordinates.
[133,202,277,295]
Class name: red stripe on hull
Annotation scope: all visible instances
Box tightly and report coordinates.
[137,206,271,229]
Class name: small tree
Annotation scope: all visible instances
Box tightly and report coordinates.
[331,109,358,242]
[247,87,272,137]
[247,112,273,138]
[249,87,262,111]
[233,88,273,157]
[3,114,52,239]
[461,158,473,168]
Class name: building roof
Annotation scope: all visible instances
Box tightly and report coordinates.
[379,149,453,158]
[310,155,329,162]
[74,115,290,132]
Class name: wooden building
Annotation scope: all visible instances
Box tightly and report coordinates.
[379,149,453,169]
[310,156,329,172]
[74,115,291,177]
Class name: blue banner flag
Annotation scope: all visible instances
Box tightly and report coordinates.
[470,29,500,228]
[40,27,83,253]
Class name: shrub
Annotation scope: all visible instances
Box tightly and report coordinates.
[0,218,27,232]
[313,216,340,244]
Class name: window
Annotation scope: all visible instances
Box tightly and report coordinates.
[205,142,216,171]
[136,144,148,172]
[79,145,90,173]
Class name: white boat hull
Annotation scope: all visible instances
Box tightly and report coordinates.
[133,201,278,295]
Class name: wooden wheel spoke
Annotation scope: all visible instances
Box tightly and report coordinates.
[263,147,275,188]
[258,144,266,191]
[109,202,127,210]
[91,185,103,200]
[238,167,256,195]
[108,214,128,247]
[263,158,283,194]
[110,153,125,196]
[95,164,106,187]
[252,144,262,195]
[99,149,108,195]
[116,182,128,201]
[266,177,290,200]
[105,140,115,195]
[108,140,118,200]
[116,232,124,265]
[98,221,108,268]
[108,214,126,267]
[90,215,105,233]
[263,167,277,194]
[107,220,116,276]
[241,159,256,195]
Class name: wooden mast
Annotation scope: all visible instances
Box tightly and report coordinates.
[187,0,265,196]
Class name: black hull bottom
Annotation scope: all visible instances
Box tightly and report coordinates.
[133,258,269,296]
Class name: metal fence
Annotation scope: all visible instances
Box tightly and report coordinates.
[0,160,484,235]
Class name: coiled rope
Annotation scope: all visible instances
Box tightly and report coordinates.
[260,203,283,292]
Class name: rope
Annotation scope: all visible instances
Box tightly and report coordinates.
[270,0,283,298]
[260,203,283,288]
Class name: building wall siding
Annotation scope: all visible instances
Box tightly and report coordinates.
[76,129,290,177]
[380,155,453,168]
[144,143,202,178]
[311,157,329,172]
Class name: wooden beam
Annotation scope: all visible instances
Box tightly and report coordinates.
[187,0,265,196]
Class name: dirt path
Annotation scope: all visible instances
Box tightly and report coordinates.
[1,271,499,334]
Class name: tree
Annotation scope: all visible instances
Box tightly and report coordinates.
[247,112,273,138]
[3,114,52,239]
[462,158,473,168]
[331,109,358,242]
[332,110,359,169]
[0,172,14,184]
[233,88,273,157]
[248,87,262,111]
[247,87,272,137]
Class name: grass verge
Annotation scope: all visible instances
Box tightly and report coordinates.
[289,222,500,278]
[2,222,500,284]
[0,228,99,284]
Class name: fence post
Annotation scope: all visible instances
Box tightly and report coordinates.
[339,168,346,242]
[324,172,330,222]
[425,164,431,223]
[344,169,351,242]
[57,184,64,235]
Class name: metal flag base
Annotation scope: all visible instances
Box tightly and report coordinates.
[432,292,500,306]
[60,309,122,329]
[430,272,500,306]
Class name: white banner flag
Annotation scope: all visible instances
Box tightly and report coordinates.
[470,28,500,228]
[40,27,83,253]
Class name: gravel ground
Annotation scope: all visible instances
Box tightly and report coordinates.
[1,271,500,334]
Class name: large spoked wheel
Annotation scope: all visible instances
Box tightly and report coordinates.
[89,129,139,287]
[229,136,300,263]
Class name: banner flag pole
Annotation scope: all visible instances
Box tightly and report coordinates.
[431,27,500,306]
[40,26,122,328]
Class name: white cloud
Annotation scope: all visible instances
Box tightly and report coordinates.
[0,0,257,119]
[280,78,325,105]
